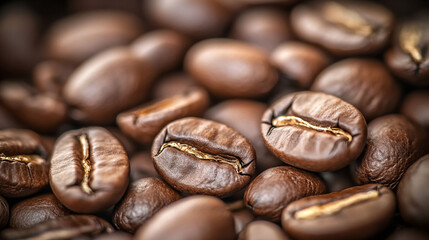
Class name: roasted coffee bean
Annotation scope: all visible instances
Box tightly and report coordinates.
[130,30,190,73]
[33,60,74,97]
[151,72,198,100]
[205,100,283,173]
[282,184,395,240]
[185,39,278,98]
[385,14,429,86]
[400,90,429,132]
[244,166,326,221]
[0,195,8,229]
[291,0,393,56]
[44,10,143,64]
[107,128,137,157]
[232,207,254,234]
[271,41,330,89]
[352,114,427,190]
[397,154,429,228]
[129,152,159,182]
[9,193,69,229]
[117,87,209,145]
[0,129,48,198]
[64,47,156,124]
[134,195,236,240]
[239,220,291,240]
[229,8,291,52]
[0,215,114,240]
[113,177,181,233]
[145,0,231,39]
[320,168,354,193]
[311,58,401,120]
[50,127,129,213]
[261,91,367,172]
[152,117,255,197]
[0,81,67,133]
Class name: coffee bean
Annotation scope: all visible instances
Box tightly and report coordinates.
[33,60,74,98]
[0,129,48,198]
[261,91,367,172]
[400,90,429,132]
[93,231,133,240]
[50,127,129,213]
[151,72,198,100]
[232,207,254,234]
[152,117,255,197]
[291,0,394,56]
[117,87,209,145]
[9,193,69,229]
[107,128,137,157]
[129,152,159,182]
[239,220,291,240]
[134,195,236,240]
[311,58,401,120]
[113,177,181,233]
[185,39,278,98]
[282,184,395,240]
[397,154,429,228]
[0,195,8,229]
[319,168,354,193]
[244,166,326,221]
[352,114,427,190]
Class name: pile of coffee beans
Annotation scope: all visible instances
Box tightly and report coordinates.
[1,0,429,239]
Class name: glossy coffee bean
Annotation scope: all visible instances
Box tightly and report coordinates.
[44,10,143,64]
[0,129,48,198]
[9,193,69,229]
[0,215,114,240]
[117,87,209,145]
[113,177,180,233]
[311,59,401,120]
[129,152,159,182]
[0,81,67,133]
[229,8,291,52]
[400,90,429,131]
[152,117,255,197]
[50,127,129,213]
[33,60,74,98]
[239,221,291,240]
[397,154,429,228]
[352,114,427,190]
[151,72,198,100]
[291,0,393,56]
[135,195,236,240]
[64,47,156,124]
[271,41,330,89]
[282,184,395,240]
[261,91,367,172]
[0,195,8,229]
[185,39,278,98]
[244,166,326,221]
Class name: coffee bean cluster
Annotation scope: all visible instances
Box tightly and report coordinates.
[0,0,428,239]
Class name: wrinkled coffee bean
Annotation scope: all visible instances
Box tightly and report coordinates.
[151,72,198,100]
[129,152,159,182]
[400,90,429,131]
[152,117,255,197]
[261,91,367,172]
[50,127,129,213]
[0,195,8,229]
[282,184,395,240]
[33,60,74,97]
[244,166,326,221]
[239,220,291,240]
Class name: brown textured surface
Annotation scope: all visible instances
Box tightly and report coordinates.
[0,195,8,229]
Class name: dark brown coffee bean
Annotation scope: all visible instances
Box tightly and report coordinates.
[400,90,429,132]
[271,41,330,89]
[64,47,156,124]
[145,0,231,39]
[0,215,114,240]
[291,0,394,56]
[352,114,427,190]
[152,117,256,197]
[0,81,67,133]
[50,127,129,213]
[232,207,254,234]
[44,10,143,64]
[134,195,236,240]
[261,91,367,172]
[319,168,354,193]
[205,100,283,173]
[239,220,291,240]
[130,30,190,73]
[311,59,401,120]
[229,8,291,52]
[117,87,209,145]
[186,39,278,98]
[244,166,326,221]
[113,177,181,233]
[397,154,429,228]
[0,129,48,198]
[0,107,21,130]
[129,152,159,182]
[0,195,8,229]
[33,60,74,98]
[385,15,429,86]
[9,193,69,229]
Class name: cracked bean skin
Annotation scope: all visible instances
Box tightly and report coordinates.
[282,184,395,240]
[0,129,48,198]
[244,166,326,222]
[261,91,367,172]
[49,127,129,213]
[151,117,256,197]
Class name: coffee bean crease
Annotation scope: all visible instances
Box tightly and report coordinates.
[0,153,44,165]
[78,134,93,195]
[400,22,423,64]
